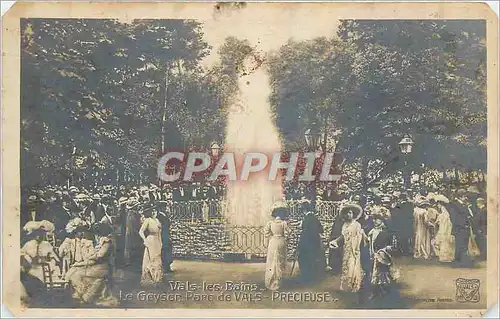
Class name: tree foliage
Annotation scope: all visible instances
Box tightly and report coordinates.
[268,20,486,189]
[21,19,229,187]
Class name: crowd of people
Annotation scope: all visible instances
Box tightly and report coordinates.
[19,179,486,308]
[20,182,224,306]
[263,186,487,305]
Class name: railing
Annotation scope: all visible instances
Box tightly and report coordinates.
[167,199,341,223]
[169,200,227,222]
[227,226,267,255]
[168,199,343,259]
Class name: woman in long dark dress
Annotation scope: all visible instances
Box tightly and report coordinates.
[328,215,344,274]
[298,208,325,283]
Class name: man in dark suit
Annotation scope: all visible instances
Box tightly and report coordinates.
[157,203,174,273]
[447,189,473,266]
[86,194,107,225]
[33,190,49,221]
[322,182,340,201]
[172,186,182,202]
[471,197,487,259]
[50,192,72,239]
[390,192,414,256]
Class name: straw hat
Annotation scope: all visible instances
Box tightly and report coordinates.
[392,191,402,198]
[23,220,54,235]
[381,196,392,204]
[414,195,430,207]
[370,206,391,221]
[270,201,288,212]
[426,192,436,202]
[126,197,140,209]
[141,202,159,214]
[467,185,481,194]
[270,201,289,218]
[65,217,88,234]
[456,189,468,197]
[434,194,450,204]
[118,196,129,206]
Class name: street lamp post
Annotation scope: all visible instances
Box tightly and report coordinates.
[70,143,76,188]
[211,142,221,158]
[210,142,222,185]
[398,135,414,190]
[304,123,323,209]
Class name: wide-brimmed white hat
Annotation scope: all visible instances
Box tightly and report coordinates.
[467,185,481,194]
[381,196,392,203]
[414,195,430,207]
[65,217,88,234]
[425,192,437,203]
[339,203,363,221]
[269,201,289,218]
[126,197,140,209]
[370,206,391,221]
[434,193,450,204]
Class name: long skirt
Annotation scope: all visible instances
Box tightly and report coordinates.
[341,248,363,292]
[433,233,456,262]
[141,234,164,286]
[66,263,118,306]
[265,236,286,291]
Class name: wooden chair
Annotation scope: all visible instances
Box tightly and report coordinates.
[41,262,69,292]
[45,233,56,247]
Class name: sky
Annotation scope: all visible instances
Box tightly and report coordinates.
[198,4,340,68]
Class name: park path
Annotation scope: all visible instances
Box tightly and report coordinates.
[111,257,487,309]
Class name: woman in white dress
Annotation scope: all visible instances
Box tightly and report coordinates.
[431,195,456,262]
[413,197,432,259]
[66,223,118,306]
[139,204,164,286]
[21,227,61,283]
[264,205,289,291]
[330,204,364,292]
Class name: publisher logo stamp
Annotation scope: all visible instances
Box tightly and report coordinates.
[455,278,480,303]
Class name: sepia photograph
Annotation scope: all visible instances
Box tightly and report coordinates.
[2,2,498,318]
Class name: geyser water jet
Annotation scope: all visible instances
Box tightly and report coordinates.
[224,54,283,228]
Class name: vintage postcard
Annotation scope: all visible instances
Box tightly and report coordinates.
[1,1,499,318]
